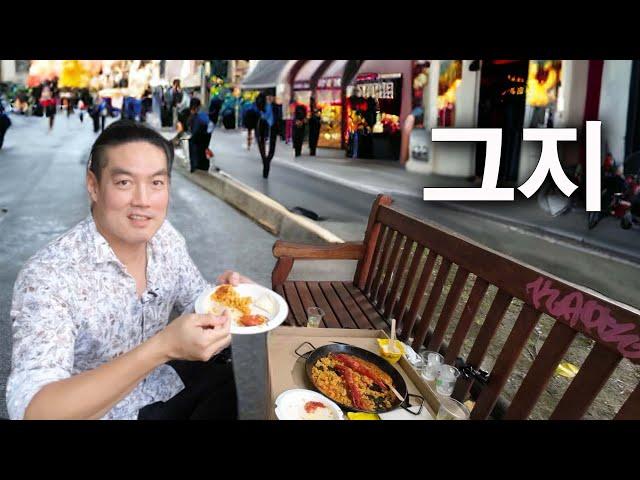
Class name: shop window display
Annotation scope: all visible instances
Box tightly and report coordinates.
[316,81,342,149]
[525,60,562,128]
[345,73,402,160]
[437,60,462,127]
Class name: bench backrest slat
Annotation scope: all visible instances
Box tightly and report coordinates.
[399,249,437,340]
[354,195,392,290]
[504,321,578,419]
[427,266,470,353]
[444,277,490,364]
[393,243,424,329]
[550,343,621,420]
[376,232,405,308]
[615,383,640,419]
[369,228,396,300]
[452,289,513,401]
[364,225,389,296]
[471,304,542,419]
[412,258,452,350]
[384,238,414,318]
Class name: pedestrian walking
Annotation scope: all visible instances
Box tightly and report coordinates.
[170,79,183,127]
[308,97,321,156]
[242,100,259,151]
[208,95,223,127]
[255,92,281,178]
[78,99,86,123]
[187,97,212,173]
[98,98,109,132]
[285,98,295,144]
[292,100,307,157]
[40,86,56,132]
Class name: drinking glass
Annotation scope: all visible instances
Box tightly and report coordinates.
[419,351,443,381]
[436,397,470,420]
[306,307,324,328]
[435,364,460,396]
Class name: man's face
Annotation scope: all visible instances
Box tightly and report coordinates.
[87,141,170,248]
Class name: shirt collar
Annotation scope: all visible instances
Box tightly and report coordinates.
[85,213,167,266]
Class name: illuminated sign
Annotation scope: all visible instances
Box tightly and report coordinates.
[317,77,342,89]
[293,80,311,90]
[354,81,395,99]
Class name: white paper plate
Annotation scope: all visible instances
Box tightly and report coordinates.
[194,283,289,335]
[274,389,344,420]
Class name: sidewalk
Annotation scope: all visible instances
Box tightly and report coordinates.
[164,124,640,264]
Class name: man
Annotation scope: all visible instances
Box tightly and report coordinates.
[170,79,183,127]
[292,100,307,157]
[187,97,212,173]
[255,92,281,178]
[307,97,321,157]
[208,95,223,127]
[6,120,248,420]
[98,97,109,132]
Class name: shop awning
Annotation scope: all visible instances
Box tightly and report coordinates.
[321,60,348,79]
[317,60,348,89]
[293,60,324,90]
[241,60,290,90]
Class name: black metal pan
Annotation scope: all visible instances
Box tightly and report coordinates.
[295,341,423,415]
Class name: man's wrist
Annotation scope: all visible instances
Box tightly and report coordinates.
[145,330,173,364]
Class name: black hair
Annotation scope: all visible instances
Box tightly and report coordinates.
[190,97,201,110]
[88,119,174,182]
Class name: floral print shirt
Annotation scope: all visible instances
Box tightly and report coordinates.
[6,215,209,420]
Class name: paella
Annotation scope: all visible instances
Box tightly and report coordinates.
[311,352,396,412]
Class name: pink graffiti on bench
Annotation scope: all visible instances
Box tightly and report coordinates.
[526,276,640,359]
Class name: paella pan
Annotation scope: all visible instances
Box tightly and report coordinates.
[295,342,424,415]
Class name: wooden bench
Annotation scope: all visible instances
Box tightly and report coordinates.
[271,194,640,420]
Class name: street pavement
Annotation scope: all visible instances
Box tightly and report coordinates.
[205,128,640,310]
[0,114,277,419]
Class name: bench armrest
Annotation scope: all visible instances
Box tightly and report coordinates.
[272,241,365,260]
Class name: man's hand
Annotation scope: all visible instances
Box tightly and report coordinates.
[216,270,255,286]
[157,312,232,362]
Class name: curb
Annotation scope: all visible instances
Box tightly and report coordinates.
[172,155,344,244]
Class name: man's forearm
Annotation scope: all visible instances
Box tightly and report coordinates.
[24,333,170,420]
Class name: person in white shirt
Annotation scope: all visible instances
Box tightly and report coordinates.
[7,119,250,420]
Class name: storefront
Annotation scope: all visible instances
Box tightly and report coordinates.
[241,60,293,97]
[291,60,324,109]
[418,59,588,182]
[345,60,412,161]
[316,60,347,148]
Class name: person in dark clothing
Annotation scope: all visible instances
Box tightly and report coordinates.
[98,98,109,132]
[292,100,307,157]
[255,92,281,178]
[170,79,183,127]
[242,100,259,151]
[0,104,11,149]
[208,95,223,126]
[187,97,212,173]
[89,105,99,132]
[308,97,321,156]
[137,355,237,420]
